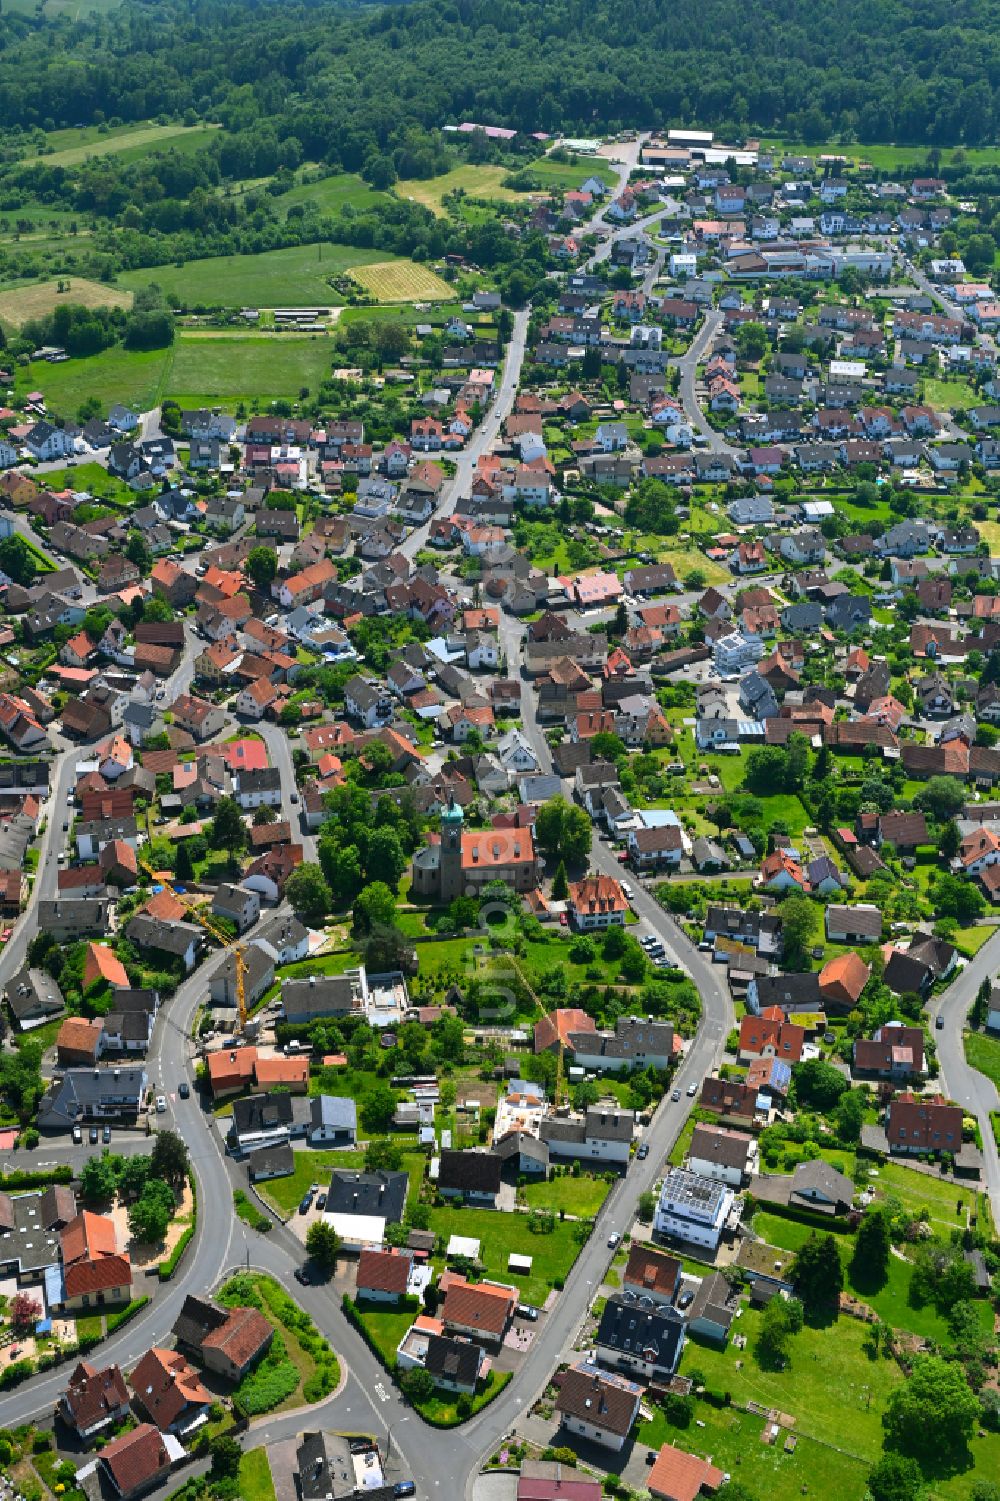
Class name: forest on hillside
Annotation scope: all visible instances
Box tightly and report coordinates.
[0,0,999,160]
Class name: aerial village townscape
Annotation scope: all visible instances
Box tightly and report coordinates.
[1,85,1000,1501]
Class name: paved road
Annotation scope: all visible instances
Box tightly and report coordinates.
[258,719,318,861]
[398,306,530,562]
[927,933,1000,1222]
[676,308,737,453]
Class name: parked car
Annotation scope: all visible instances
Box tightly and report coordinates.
[72,1124,82,1144]
[516,1304,539,1322]
[935,1015,944,1030]
[637,1142,649,1159]
[394,1485,416,1498]
[315,1193,326,1211]
[102,1124,111,1143]
[607,1231,621,1248]
[178,1081,190,1098]
[298,1195,313,1216]
[294,1265,312,1284]
[155,1095,167,1113]
[89,1125,98,1143]
[687,1083,697,1096]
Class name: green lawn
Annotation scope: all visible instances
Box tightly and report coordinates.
[271,172,387,216]
[522,156,617,191]
[17,328,343,418]
[238,1448,276,1501]
[681,1303,901,1458]
[417,1368,512,1425]
[426,1205,585,1306]
[869,1159,982,1233]
[27,120,219,169]
[964,1029,1000,1090]
[15,344,170,414]
[953,927,995,958]
[165,333,335,405]
[921,376,975,412]
[118,242,389,307]
[522,1173,611,1217]
[353,1297,418,1367]
[639,1400,870,1501]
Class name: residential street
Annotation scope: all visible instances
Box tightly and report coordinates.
[927,934,1000,1221]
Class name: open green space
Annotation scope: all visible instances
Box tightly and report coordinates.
[238,1448,277,1501]
[521,1173,611,1217]
[273,172,387,216]
[522,155,617,191]
[680,1302,900,1457]
[29,121,219,169]
[14,344,168,414]
[14,330,337,417]
[396,165,523,216]
[166,333,334,404]
[762,138,1000,172]
[868,1159,983,1232]
[118,242,387,307]
[426,1205,584,1306]
[639,1399,870,1501]
[218,1272,339,1413]
[352,1297,418,1367]
[964,1029,1000,1090]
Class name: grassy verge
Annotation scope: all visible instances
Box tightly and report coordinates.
[964,1029,1000,1090]
[233,1188,273,1233]
[106,1295,149,1335]
[219,1272,339,1411]
[237,1448,277,1501]
[426,1205,587,1306]
[521,1173,611,1217]
[159,1176,197,1280]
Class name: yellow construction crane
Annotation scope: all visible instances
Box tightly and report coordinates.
[137,857,247,1031]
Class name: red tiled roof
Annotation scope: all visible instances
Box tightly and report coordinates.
[357,1249,412,1296]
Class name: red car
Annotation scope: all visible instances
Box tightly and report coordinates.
[559,912,568,926]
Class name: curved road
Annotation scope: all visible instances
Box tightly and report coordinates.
[927,932,1000,1221]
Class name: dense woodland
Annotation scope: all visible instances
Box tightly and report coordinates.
[1,0,1000,155]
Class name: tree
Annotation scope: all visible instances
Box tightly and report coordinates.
[915,776,965,823]
[10,1292,41,1333]
[174,840,195,882]
[790,1233,842,1313]
[210,797,247,858]
[755,1294,803,1368]
[305,1218,341,1273]
[882,1355,980,1459]
[360,1081,397,1134]
[80,1153,117,1203]
[128,1178,175,1244]
[366,826,406,888]
[779,893,817,962]
[867,1453,925,1501]
[285,862,332,925]
[551,859,569,900]
[939,820,961,861]
[364,1137,402,1172]
[0,536,38,587]
[353,881,397,935]
[118,1153,153,1200]
[735,321,768,362]
[209,1436,242,1482]
[246,545,278,590]
[638,1191,656,1222]
[125,532,151,574]
[832,1086,865,1144]
[794,1058,849,1111]
[932,873,985,923]
[400,1366,435,1403]
[151,1129,189,1185]
[534,795,591,864]
[561,804,592,864]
